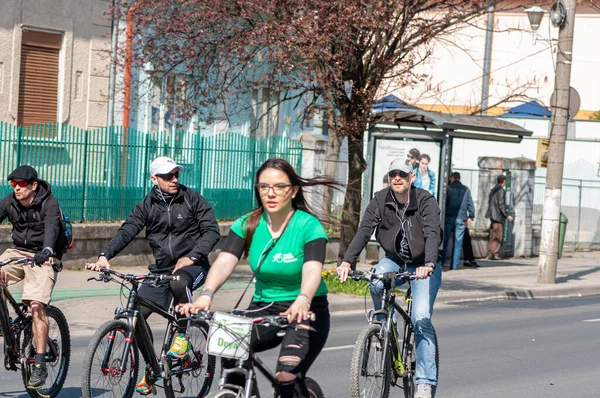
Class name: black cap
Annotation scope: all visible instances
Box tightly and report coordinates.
[7,165,38,182]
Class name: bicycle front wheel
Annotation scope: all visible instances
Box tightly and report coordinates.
[350,323,391,398]
[21,305,71,398]
[305,377,325,398]
[164,321,215,398]
[81,320,139,398]
[204,390,238,398]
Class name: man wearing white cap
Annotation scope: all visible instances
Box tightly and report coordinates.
[337,158,442,398]
[87,156,220,395]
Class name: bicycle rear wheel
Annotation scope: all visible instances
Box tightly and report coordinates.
[81,320,139,398]
[401,326,439,398]
[350,323,391,398]
[164,321,215,398]
[21,306,71,398]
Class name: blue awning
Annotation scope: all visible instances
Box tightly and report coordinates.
[372,94,411,111]
[501,100,551,118]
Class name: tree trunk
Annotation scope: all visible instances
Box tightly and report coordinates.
[321,133,342,221]
[337,131,367,266]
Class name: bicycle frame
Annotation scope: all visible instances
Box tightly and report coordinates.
[0,266,60,371]
[368,277,414,379]
[101,280,183,381]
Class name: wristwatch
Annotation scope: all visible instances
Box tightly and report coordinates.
[424,262,436,270]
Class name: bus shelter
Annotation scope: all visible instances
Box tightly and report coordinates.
[364,108,534,223]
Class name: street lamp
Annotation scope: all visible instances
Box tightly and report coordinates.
[524,6,546,33]
[525,1,568,44]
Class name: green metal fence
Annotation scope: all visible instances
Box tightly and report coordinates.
[0,122,303,222]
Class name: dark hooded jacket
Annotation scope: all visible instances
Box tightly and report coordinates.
[485,184,508,223]
[101,184,220,273]
[343,186,441,266]
[0,179,62,255]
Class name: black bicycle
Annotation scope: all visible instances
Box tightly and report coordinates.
[0,256,71,398]
[347,269,439,398]
[191,310,324,398]
[80,268,216,398]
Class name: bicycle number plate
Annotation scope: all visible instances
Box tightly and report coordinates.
[207,312,252,360]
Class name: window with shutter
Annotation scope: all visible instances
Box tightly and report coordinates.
[17,30,62,138]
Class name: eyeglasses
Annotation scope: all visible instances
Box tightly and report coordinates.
[256,183,293,195]
[388,170,409,179]
[10,180,30,188]
[156,171,179,181]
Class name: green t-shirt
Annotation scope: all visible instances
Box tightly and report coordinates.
[230,210,329,302]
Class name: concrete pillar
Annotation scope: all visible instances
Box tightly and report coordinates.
[475,157,536,258]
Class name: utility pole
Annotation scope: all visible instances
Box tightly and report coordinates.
[537,0,576,283]
[480,1,495,115]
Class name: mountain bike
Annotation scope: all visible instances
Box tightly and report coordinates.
[191,310,325,398]
[0,256,70,398]
[347,269,439,398]
[81,268,215,398]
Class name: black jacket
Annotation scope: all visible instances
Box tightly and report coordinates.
[0,180,62,255]
[102,185,220,273]
[485,184,508,223]
[343,186,441,266]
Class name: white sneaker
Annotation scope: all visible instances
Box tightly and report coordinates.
[414,383,432,398]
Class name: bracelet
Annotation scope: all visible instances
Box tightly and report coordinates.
[199,288,214,299]
[297,293,311,306]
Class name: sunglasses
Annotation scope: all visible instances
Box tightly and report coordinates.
[156,171,180,181]
[10,180,30,188]
[388,170,409,179]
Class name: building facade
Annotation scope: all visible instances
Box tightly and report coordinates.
[0,0,112,131]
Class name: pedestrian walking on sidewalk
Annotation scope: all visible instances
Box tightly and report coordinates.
[485,174,512,260]
[462,227,479,267]
[86,156,220,395]
[337,158,442,398]
[441,172,475,270]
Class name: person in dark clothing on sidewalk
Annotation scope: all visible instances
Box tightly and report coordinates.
[86,156,220,395]
[485,174,513,260]
[0,165,64,389]
[462,226,479,267]
[441,172,475,270]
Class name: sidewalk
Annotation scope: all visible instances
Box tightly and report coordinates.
[10,251,600,336]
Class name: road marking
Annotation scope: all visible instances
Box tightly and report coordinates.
[582,318,600,322]
[322,344,354,352]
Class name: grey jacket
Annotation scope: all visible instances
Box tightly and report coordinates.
[485,184,508,223]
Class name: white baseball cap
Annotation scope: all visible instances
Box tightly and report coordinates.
[387,158,413,174]
[150,156,184,176]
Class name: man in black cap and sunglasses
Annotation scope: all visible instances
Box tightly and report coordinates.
[87,156,220,395]
[337,158,442,398]
[0,165,63,389]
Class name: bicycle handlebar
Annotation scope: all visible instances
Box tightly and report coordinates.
[349,269,418,282]
[0,257,31,267]
[189,310,315,326]
[87,267,180,283]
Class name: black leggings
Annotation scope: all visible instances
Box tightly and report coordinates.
[222,296,330,398]
[137,267,205,366]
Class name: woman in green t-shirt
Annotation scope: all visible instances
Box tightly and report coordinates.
[179,158,340,398]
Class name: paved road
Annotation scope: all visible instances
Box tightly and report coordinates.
[2,296,599,397]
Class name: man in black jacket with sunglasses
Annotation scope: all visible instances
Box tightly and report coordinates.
[87,156,220,395]
[337,158,442,398]
[0,165,63,389]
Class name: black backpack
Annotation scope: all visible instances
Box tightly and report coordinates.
[60,209,74,253]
